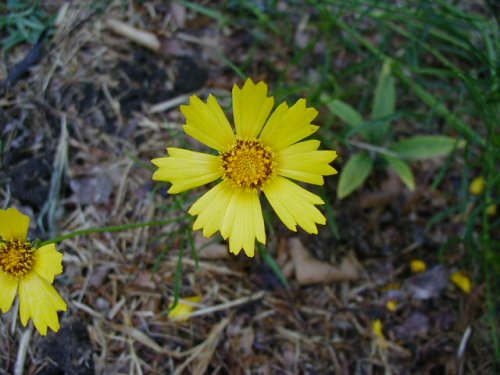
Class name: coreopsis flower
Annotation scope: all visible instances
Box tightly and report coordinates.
[152,79,337,256]
[0,208,66,335]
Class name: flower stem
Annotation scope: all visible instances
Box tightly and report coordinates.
[38,217,183,246]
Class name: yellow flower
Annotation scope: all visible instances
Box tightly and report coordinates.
[152,79,337,256]
[469,176,485,195]
[168,295,202,321]
[410,259,427,273]
[450,271,472,294]
[0,208,67,335]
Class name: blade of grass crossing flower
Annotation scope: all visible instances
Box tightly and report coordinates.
[257,244,288,288]
[164,245,184,315]
[371,59,396,144]
[390,135,465,160]
[382,155,415,190]
[337,152,374,199]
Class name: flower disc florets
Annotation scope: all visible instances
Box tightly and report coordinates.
[220,139,274,189]
[0,239,35,278]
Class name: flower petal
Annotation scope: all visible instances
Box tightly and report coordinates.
[0,208,29,241]
[18,273,67,336]
[233,79,274,139]
[276,141,338,185]
[263,176,326,234]
[189,180,234,238]
[260,100,318,151]
[152,148,223,194]
[220,187,265,257]
[0,271,18,313]
[33,243,63,283]
[181,94,235,151]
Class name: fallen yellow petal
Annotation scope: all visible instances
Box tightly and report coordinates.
[486,204,497,216]
[386,300,398,312]
[450,271,472,294]
[469,176,486,195]
[372,319,384,339]
[410,259,427,273]
[168,296,202,321]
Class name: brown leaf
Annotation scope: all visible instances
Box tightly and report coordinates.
[289,238,360,285]
[195,232,229,259]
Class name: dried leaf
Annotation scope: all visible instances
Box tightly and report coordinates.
[289,238,360,285]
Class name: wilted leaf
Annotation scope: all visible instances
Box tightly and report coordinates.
[391,135,465,160]
[337,152,373,199]
[383,155,415,190]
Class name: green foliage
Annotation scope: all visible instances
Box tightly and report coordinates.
[382,155,415,190]
[370,58,396,143]
[324,60,464,199]
[0,0,53,52]
[337,152,373,199]
[391,135,465,160]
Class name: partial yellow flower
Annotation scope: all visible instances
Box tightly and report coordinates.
[450,271,472,294]
[469,176,485,195]
[168,295,202,321]
[152,79,337,257]
[0,208,66,335]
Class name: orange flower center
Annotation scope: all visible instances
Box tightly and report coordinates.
[220,139,274,189]
[0,239,35,278]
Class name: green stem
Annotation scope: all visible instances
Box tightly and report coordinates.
[258,244,289,288]
[38,217,183,247]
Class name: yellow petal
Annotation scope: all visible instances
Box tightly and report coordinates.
[276,145,337,185]
[152,148,223,194]
[33,243,63,283]
[372,319,385,339]
[0,271,18,312]
[168,295,202,321]
[233,79,274,139]
[0,208,29,241]
[260,100,318,151]
[450,271,472,294]
[220,188,265,257]
[386,300,398,312]
[410,259,427,273]
[189,181,233,238]
[18,273,67,336]
[181,94,235,151]
[469,176,485,195]
[486,204,497,216]
[263,176,325,234]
